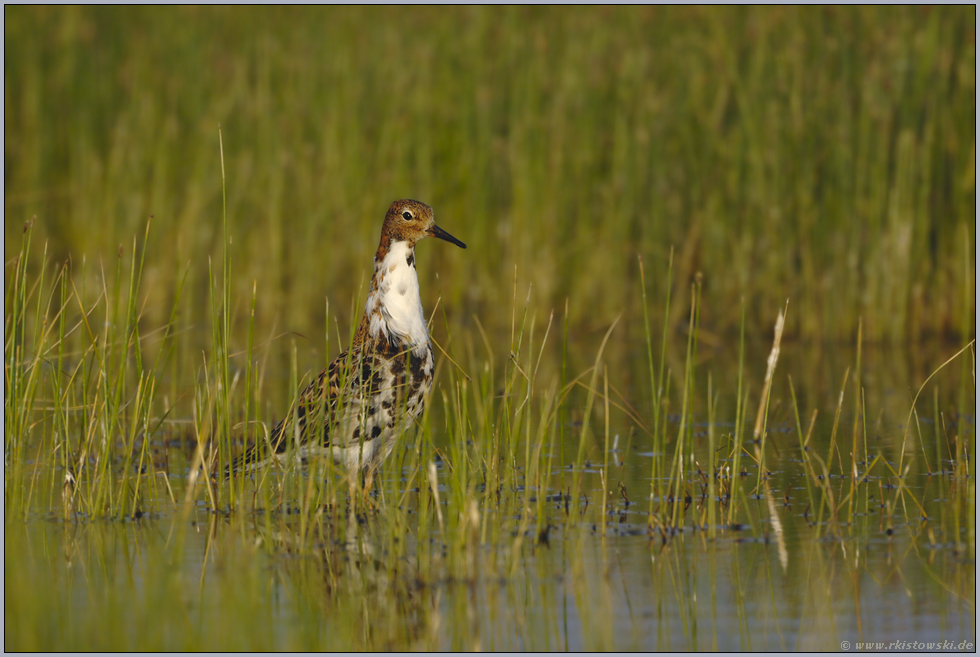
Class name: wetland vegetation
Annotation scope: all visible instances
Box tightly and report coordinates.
[5,6,976,651]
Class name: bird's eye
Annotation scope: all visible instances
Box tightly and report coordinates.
[402,211,413,221]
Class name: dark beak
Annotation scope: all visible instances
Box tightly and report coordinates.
[429,224,466,249]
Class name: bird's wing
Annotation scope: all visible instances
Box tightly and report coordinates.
[226,348,356,476]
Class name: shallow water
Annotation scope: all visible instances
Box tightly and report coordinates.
[7,469,974,650]
[5,341,976,651]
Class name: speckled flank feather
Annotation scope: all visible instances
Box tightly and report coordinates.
[227,199,465,482]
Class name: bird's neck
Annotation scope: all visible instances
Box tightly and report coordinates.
[358,240,430,356]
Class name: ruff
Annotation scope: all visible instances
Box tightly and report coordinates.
[228,199,465,482]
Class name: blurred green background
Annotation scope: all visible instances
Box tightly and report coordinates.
[5,6,975,344]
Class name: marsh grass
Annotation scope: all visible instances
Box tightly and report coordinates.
[3,221,975,648]
[5,216,184,522]
[4,5,977,650]
[4,6,975,348]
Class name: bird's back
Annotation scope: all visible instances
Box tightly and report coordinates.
[227,335,433,478]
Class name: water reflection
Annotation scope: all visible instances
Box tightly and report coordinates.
[6,339,974,650]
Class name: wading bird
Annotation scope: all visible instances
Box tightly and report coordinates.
[227,199,465,490]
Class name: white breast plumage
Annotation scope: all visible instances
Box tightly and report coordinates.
[367,241,430,355]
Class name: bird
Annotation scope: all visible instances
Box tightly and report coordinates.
[227,199,465,489]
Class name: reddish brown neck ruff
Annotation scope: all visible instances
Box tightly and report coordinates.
[353,199,465,356]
